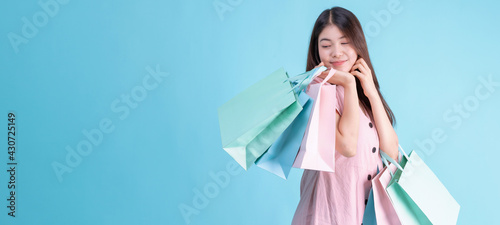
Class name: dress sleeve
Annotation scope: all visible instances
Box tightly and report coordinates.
[335,85,345,116]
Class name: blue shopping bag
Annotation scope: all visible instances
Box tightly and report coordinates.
[362,166,380,225]
[255,91,313,179]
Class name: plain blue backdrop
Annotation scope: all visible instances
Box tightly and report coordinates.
[1,0,499,224]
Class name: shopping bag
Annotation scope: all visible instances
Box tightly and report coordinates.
[372,154,402,225]
[287,66,327,94]
[218,67,306,170]
[362,166,380,225]
[382,146,461,225]
[255,91,313,179]
[293,68,337,172]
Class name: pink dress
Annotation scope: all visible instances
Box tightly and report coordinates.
[292,78,384,225]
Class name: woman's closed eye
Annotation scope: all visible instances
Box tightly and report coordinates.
[322,42,348,48]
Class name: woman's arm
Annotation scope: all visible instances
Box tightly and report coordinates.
[351,58,399,161]
[318,70,360,157]
[368,92,399,161]
[334,79,360,157]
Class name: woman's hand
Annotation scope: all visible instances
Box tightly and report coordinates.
[313,62,325,69]
[350,58,378,99]
[315,62,355,88]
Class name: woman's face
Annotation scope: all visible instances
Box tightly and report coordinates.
[317,24,358,72]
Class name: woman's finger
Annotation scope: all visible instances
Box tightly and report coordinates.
[314,62,325,69]
[350,63,359,72]
[351,70,365,81]
[351,64,365,77]
[317,70,328,79]
[354,62,369,76]
[358,58,370,74]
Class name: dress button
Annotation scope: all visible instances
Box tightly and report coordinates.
[372,147,376,153]
[367,174,372,180]
[369,122,373,128]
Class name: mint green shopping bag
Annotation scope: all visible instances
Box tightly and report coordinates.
[254,91,313,179]
[382,146,460,225]
[217,67,303,170]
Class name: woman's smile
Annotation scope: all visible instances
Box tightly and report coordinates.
[331,60,347,67]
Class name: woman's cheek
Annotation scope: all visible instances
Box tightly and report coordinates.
[318,52,326,62]
[347,61,355,71]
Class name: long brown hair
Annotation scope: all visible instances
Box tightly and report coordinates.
[306,7,396,126]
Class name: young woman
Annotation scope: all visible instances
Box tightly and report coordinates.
[292,7,399,225]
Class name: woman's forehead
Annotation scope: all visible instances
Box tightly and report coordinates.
[319,25,346,41]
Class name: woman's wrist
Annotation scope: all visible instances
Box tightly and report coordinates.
[365,88,380,101]
[341,74,356,89]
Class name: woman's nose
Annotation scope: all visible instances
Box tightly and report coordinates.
[330,47,343,58]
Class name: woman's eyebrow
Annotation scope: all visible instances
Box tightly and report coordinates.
[319,36,346,42]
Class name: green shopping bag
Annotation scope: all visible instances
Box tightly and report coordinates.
[382,145,460,225]
[217,67,303,170]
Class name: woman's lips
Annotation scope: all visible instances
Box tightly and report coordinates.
[331,60,346,66]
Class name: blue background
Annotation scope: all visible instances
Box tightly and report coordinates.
[1,0,499,224]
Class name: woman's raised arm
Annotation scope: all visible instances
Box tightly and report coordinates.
[318,69,360,157]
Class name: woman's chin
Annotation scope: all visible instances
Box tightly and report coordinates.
[332,66,349,72]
